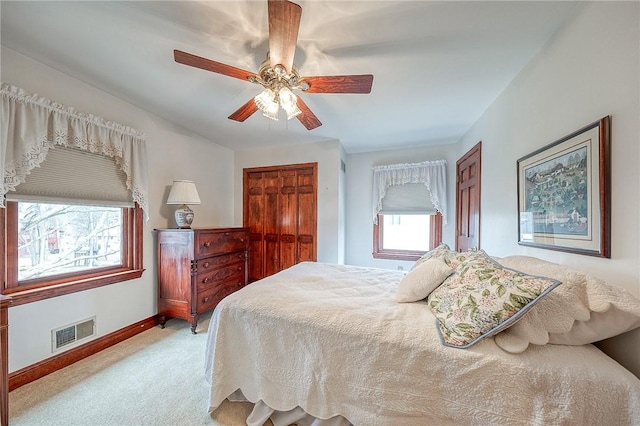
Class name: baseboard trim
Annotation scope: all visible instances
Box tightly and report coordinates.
[9,315,159,391]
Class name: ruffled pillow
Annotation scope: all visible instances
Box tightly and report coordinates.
[494,256,640,353]
[396,258,454,303]
[428,250,561,349]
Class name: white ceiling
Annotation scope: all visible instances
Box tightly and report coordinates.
[1,1,582,153]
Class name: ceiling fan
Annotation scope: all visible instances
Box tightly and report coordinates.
[174,0,374,130]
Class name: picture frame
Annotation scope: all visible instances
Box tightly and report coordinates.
[517,116,611,257]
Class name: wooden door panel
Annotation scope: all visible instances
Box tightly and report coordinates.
[297,167,316,262]
[469,185,478,241]
[279,170,297,269]
[248,238,262,282]
[264,234,279,277]
[279,170,297,236]
[263,172,279,235]
[157,237,192,301]
[263,171,279,275]
[280,235,297,270]
[460,187,469,237]
[456,142,481,252]
[246,172,264,282]
[298,234,315,262]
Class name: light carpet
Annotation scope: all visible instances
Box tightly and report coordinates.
[9,311,265,425]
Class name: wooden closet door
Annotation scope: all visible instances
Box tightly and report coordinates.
[243,163,317,282]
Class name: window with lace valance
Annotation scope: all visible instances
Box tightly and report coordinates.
[0,83,148,305]
[372,160,448,225]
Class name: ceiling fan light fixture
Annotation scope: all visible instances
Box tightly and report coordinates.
[279,87,302,120]
[255,88,279,121]
[284,104,302,120]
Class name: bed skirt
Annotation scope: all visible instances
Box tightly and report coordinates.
[224,390,352,426]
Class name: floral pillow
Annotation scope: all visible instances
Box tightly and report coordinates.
[412,244,478,271]
[427,250,561,348]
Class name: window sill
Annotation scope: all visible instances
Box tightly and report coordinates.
[2,269,145,306]
[373,251,425,262]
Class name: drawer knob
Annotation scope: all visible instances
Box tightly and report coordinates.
[203,277,210,284]
[203,241,211,248]
[203,262,210,268]
[237,266,242,271]
[225,232,230,236]
[203,296,210,303]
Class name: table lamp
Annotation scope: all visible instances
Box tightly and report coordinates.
[167,180,201,228]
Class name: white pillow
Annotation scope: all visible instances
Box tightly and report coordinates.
[396,258,454,303]
[494,256,640,353]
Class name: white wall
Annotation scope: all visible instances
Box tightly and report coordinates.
[457,2,640,297]
[345,143,459,270]
[233,139,343,264]
[2,47,235,372]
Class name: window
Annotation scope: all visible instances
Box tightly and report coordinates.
[17,202,123,281]
[371,160,448,262]
[1,83,149,306]
[373,213,442,261]
[1,201,143,306]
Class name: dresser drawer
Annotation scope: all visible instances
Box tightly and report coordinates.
[196,262,245,292]
[195,230,248,258]
[197,279,245,312]
[196,251,246,272]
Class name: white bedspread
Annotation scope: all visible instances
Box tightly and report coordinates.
[205,262,640,425]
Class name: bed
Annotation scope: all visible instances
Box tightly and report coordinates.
[204,250,640,425]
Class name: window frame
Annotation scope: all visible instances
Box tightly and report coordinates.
[373,212,442,261]
[1,201,144,306]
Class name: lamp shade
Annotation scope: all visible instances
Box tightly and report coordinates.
[167,180,201,205]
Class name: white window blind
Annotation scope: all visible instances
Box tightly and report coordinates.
[379,183,437,215]
[6,146,133,206]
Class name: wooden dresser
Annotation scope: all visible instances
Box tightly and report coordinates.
[155,228,249,333]
[1,295,10,426]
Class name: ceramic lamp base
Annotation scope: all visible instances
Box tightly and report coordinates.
[174,204,195,229]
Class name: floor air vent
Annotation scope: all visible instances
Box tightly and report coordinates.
[52,317,96,352]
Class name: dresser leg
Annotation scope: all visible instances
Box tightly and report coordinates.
[159,316,167,329]
[190,321,198,334]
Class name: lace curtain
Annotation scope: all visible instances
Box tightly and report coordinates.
[372,160,447,224]
[1,83,149,220]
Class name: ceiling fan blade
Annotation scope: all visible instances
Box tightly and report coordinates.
[228,98,259,122]
[174,49,257,82]
[268,0,301,74]
[301,75,374,94]
[295,96,322,130]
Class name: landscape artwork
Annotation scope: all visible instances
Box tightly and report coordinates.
[522,145,589,236]
[517,116,610,257]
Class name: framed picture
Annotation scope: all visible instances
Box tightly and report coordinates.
[517,116,611,257]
